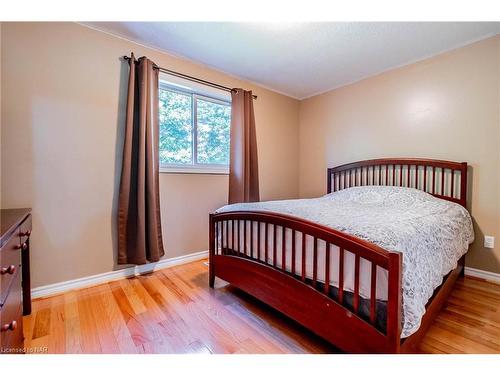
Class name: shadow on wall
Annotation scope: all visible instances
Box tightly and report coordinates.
[111,57,128,271]
[465,165,499,273]
[469,218,500,273]
[467,165,474,213]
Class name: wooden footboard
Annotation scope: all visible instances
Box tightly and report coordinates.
[209,211,403,353]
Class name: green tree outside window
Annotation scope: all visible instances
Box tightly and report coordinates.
[159,86,230,168]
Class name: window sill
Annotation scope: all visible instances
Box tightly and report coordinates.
[159,166,229,175]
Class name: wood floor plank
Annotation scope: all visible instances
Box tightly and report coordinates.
[22,259,500,354]
[130,277,168,323]
[88,288,122,353]
[63,291,83,353]
[96,284,137,354]
[109,281,151,347]
[152,272,241,353]
[425,325,498,353]
[173,263,292,354]
[118,278,148,315]
[47,294,66,354]
[22,309,34,349]
[32,308,51,340]
[76,288,102,353]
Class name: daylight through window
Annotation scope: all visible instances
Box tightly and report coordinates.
[159,83,231,173]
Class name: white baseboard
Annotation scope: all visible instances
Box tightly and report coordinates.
[31,250,208,299]
[31,254,498,299]
[464,266,500,284]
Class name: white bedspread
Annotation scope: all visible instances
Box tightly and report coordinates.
[216,186,474,337]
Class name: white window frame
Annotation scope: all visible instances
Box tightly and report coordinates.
[158,80,231,175]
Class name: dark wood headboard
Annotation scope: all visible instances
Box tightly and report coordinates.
[327,158,468,208]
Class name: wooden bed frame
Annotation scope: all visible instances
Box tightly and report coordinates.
[209,158,469,353]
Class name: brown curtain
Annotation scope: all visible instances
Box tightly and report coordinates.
[229,89,260,204]
[117,53,165,264]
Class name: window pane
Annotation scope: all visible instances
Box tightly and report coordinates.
[196,98,231,165]
[159,89,192,164]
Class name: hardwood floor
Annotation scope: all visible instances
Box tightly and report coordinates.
[23,259,500,354]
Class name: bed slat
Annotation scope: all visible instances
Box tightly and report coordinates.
[225,220,228,251]
[273,225,277,267]
[441,169,445,196]
[370,262,377,324]
[244,220,248,256]
[265,223,269,263]
[215,221,219,254]
[257,221,261,261]
[423,166,427,192]
[312,237,318,288]
[354,254,360,313]
[237,220,240,254]
[324,243,330,295]
[301,233,306,282]
[233,220,235,254]
[282,226,286,272]
[432,166,436,194]
[451,170,455,199]
[338,247,344,304]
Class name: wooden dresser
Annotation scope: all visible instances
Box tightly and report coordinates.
[0,209,32,353]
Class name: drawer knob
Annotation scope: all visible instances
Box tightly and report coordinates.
[20,230,31,237]
[0,265,16,275]
[15,242,28,251]
[1,320,17,332]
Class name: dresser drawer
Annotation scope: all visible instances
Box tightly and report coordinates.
[19,215,32,245]
[0,269,23,352]
[0,231,22,307]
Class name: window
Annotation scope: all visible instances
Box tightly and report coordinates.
[159,82,231,174]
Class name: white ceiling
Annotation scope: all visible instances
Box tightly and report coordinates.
[85,22,500,99]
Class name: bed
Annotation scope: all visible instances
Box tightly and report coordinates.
[208,158,473,353]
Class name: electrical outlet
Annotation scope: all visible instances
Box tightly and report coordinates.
[484,236,495,249]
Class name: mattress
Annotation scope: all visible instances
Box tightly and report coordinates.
[215,186,474,338]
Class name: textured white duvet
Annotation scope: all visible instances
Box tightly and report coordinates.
[216,186,474,338]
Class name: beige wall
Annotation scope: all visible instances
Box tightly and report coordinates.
[0,22,300,288]
[299,36,500,273]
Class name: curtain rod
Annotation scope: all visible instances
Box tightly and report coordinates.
[123,55,257,100]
